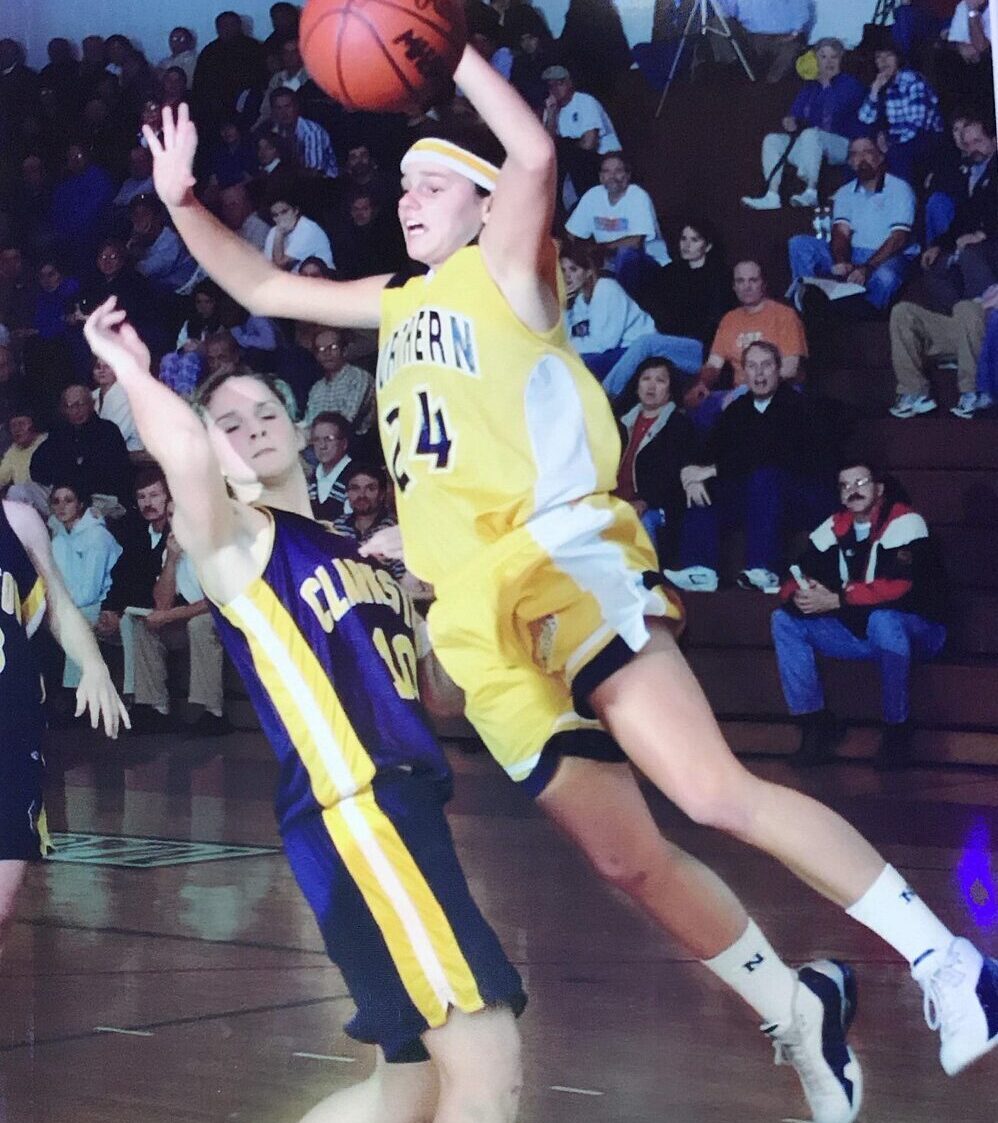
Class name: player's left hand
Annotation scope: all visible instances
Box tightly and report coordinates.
[83,297,152,378]
[76,661,130,737]
[358,524,405,563]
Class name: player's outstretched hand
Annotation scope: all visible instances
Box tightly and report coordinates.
[144,103,198,208]
[76,660,131,738]
[83,298,152,380]
[358,524,406,563]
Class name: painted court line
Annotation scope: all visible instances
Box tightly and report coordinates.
[95,1026,155,1037]
[550,1085,604,1096]
[293,1052,356,1063]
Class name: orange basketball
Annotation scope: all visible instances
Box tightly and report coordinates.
[300,0,466,112]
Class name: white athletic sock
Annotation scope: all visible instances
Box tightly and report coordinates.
[846,864,955,968]
[153,703,169,716]
[702,919,798,1027]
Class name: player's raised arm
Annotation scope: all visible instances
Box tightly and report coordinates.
[146,104,388,329]
[4,501,129,737]
[452,47,559,318]
[83,299,238,564]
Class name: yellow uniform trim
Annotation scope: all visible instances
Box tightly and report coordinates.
[325,793,486,1026]
[21,576,46,638]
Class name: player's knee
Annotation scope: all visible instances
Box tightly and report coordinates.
[435,1011,521,1117]
[673,775,756,837]
[588,845,655,899]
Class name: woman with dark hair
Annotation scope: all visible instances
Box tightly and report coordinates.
[207,119,256,192]
[657,218,734,347]
[615,357,697,567]
[264,187,334,272]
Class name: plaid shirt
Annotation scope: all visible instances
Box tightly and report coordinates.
[859,69,943,145]
[303,365,375,432]
[277,116,338,178]
[333,511,407,581]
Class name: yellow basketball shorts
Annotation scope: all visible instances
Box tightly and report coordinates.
[427,495,685,792]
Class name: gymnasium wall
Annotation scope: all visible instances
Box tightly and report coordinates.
[4,0,880,69]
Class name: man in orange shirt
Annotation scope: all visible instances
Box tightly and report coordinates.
[684,260,808,425]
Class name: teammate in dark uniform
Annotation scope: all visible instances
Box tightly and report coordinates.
[83,299,524,1123]
[0,498,127,960]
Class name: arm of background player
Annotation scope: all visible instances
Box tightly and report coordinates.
[83,300,240,569]
[146,104,389,330]
[454,47,561,332]
[4,500,128,736]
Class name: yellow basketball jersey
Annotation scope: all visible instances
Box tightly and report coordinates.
[377,245,622,585]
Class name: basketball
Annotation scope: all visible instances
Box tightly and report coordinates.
[300,0,467,112]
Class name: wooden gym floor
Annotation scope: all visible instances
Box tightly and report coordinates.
[3,725,998,1122]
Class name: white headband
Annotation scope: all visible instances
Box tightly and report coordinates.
[400,137,500,193]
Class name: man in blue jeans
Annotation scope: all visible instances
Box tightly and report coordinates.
[771,460,947,769]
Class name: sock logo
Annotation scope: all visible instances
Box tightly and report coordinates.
[743,953,765,973]
[901,887,918,903]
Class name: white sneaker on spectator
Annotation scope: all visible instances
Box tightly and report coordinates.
[889,393,937,419]
[951,392,982,419]
[737,568,781,594]
[977,391,995,410]
[662,566,719,592]
[741,192,781,211]
[790,187,819,208]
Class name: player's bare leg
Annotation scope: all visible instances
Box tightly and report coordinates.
[0,860,27,961]
[537,756,747,958]
[422,1006,521,1123]
[297,1050,437,1123]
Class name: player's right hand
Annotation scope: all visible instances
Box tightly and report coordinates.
[358,524,406,562]
[144,103,198,208]
[84,298,152,379]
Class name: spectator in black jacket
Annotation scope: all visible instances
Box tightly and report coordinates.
[922,113,998,310]
[614,358,696,569]
[771,460,947,768]
[664,341,838,594]
[30,383,133,506]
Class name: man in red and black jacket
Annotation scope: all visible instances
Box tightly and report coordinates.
[770,459,947,768]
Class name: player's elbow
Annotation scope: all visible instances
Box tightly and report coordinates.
[514,131,556,176]
[418,659,466,718]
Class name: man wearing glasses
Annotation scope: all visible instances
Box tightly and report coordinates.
[307,410,352,521]
[771,460,947,769]
[302,326,374,434]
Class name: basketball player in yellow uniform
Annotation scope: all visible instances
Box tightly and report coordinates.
[146,46,998,1123]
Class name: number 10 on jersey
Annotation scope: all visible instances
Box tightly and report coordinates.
[383,388,453,493]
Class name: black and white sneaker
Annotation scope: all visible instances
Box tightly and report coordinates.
[913,938,998,1076]
[764,959,862,1123]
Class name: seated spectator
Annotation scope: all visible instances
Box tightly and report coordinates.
[80,97,132,180]
[31,383,133,506]
[0,39,41,128]
[78,238,166,354]
[48,480,122,687]
[936,0,993,110]
[264,190,335,272]
[713,0,811,83]
[0,245,37,338]
[132,529,229,735]
[126,194,200,296]
[920,112,998,310]
[92,356,144,454]
[857,46,943,183]
[334,463,406,581]
[889,284,995,418]
[924,109,974,246]
[334,191,407,279]
[255,132,292,180]
[615,358,697,569]
[665,342,836,594]
[219,182,272,253]
[510,21,557,112]
[265,2,302,61]
[205,120,257,195]
[771,459,946,767]
[469,25,514,80]
[0,407,47,492]
[9,155,55,255]
[112,147,156,216]
[308,411,353,521]
[686,260,807,420]
[565,151,670,306]
[0,345,24,456]
[270,87,338,178]
[789,135,917,315]
[33,256,79,344]
[656,219,733,346]
[339,143,397,215]
[257,35,311,127]
[303,327,375,432]
[176,281,226,350]
[160,66,190,116]
[96,467,171,699]
[157,27,198,85]
[200,330,298,417]
[39,38,80,117]
[742,38,866,211]
[50,142,116,271]
[542,64,621,204]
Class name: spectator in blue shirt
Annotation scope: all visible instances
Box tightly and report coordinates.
[789,135,917,313]
[126,195,199,295]
[743,38,865,211]
[49,142,116,273]
[858,46,943,183]
[271,87,338,179]
[715,0,812,83]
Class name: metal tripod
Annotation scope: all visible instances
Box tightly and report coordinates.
[655,0,756,118]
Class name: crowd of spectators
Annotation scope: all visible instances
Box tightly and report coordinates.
[0,1,992,760]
